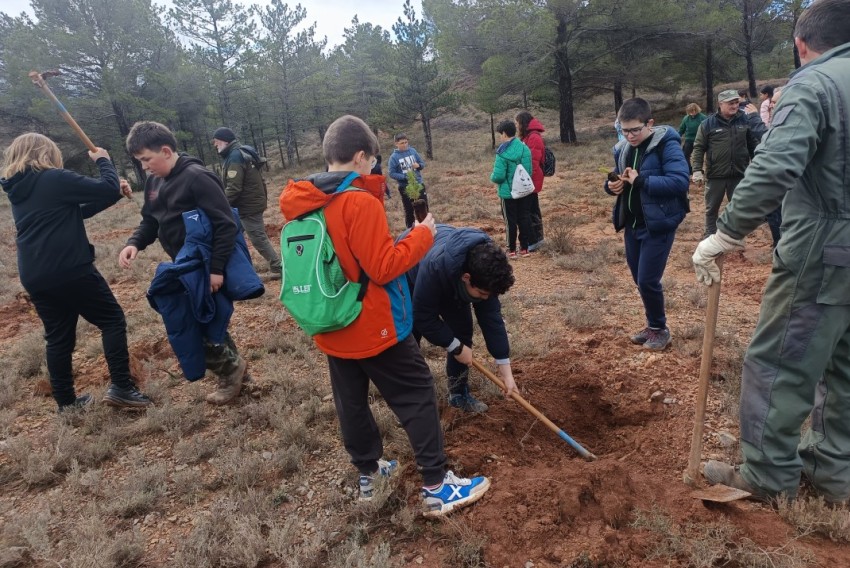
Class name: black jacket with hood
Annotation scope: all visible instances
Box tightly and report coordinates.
[127,154,237,275]
[1,158,122,293]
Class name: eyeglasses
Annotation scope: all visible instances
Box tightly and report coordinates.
[621,124,647,136]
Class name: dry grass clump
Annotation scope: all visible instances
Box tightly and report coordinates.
[441,519,489,568]
[778,497,850,543]
[546,214,586,255]
[631,507,815,568]
[12,330,45,380]
[102,463,167,518]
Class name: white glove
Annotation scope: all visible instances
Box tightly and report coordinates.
[692,171,704,184]
[692,231,745,286]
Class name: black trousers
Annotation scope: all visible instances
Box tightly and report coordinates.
[397,184,428,228]
[683,140,695,174]
[29,269,133,406]
[327,334,447,486]
[528,192,544,244]
[500,195,534,252]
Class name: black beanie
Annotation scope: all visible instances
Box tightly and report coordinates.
[212,127,236,143]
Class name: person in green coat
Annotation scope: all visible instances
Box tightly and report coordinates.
[692,0,850,504]
[490,120,534,258]
[212,127,281,276]
[677,103,706,174]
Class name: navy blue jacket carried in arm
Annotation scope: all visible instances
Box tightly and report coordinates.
[127,154,238,275]
[1,158,123,293]
[406,225,510,362]
[605,125,690,235]
[147,208,264,380]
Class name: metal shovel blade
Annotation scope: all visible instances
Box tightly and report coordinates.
[690,484,752,503]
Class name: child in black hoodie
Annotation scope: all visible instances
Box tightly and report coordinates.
[0,133,151,412]
[119,121,248,405]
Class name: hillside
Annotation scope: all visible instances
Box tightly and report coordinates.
[1,107,848,567]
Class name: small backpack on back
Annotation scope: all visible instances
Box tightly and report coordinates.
[542,145,556,177]
[279,177,368,336]
[239,145,268,171]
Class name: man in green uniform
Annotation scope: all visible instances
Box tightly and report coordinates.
[692,0,850,503]
[212,127,281,276]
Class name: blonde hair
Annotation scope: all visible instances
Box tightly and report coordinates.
[2,133,63,178]
[686,103,701,114]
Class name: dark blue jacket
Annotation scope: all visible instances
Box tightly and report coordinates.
[406,225,510,360]
[605,125,690,234]
[147,208,264,380]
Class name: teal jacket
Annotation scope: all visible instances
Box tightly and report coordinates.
[718,41,850,303]
[678,113,707,143]
[490,137,532,199]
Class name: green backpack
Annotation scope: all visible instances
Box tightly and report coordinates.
[279,176,368,336]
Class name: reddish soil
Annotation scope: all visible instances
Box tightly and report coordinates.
[2,133,849,566]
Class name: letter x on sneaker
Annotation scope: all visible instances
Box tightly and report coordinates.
[422,470,491,517]
[358,458,399,501]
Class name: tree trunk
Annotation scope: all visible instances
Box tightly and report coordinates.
[522,91,529,109]
[490,112,496,149]
[742,0,758,98]
[555,16,577,143]
[613,79,623,113]
[705,39,715,113]
[111,99,146,186]
[421,112,434,160]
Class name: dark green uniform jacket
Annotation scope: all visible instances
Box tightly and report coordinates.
[219,140,267,216]
[691,111,767,179]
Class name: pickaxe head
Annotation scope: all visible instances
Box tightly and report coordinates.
[29,70,61,86]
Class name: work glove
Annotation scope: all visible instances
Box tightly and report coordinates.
[692,231,745,286]
[692,171,704,185]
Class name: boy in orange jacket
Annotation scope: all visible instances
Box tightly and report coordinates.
[279,115,490,517]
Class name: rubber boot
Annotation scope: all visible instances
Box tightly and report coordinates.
[206,357,247,405]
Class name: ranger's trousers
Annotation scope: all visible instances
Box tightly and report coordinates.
[703,177,741,238]
[240,211,281,272]
[738,244,850,502]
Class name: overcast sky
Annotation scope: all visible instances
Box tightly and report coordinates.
[0,0,422,49]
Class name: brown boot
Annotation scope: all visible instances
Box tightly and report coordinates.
[206,357,247,405]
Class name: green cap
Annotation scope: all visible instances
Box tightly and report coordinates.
[718,90,740,103]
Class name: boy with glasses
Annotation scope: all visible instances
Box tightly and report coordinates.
[605,98,690,350]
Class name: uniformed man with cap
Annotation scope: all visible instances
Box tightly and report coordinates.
[690,90,767,238]
[212,127,281,276]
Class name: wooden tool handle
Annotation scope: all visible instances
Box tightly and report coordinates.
[685,259,723,486]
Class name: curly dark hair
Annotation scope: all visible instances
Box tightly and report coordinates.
[464,242,515,295]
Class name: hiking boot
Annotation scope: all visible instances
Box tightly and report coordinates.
[630,327,651,345]
[449,391,488,413]
[422,470,491,517]
[103,384,153,409]
[644,328,671,350]
[205,357,248,405]
[358,458,399,501]
[57,394,93,414]
[703,460,766,500]
[448,379,488,413]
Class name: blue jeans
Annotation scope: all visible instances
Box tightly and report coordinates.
[623,226,675,329]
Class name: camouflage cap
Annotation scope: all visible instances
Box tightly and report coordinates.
[718,90,741,103]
